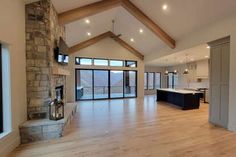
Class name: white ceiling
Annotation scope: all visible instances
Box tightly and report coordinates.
[131,0,236,40]
[147,44,210,67]
[51,0,236,56]
[65,6,165,55]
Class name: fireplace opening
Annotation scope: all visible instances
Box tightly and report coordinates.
[55,85,64,101]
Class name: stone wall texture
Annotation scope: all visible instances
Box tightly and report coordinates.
[26,0,66,119]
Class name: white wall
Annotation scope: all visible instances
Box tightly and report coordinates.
[66,38,144,101]
[0,0,26,156]
[145,14,236,131]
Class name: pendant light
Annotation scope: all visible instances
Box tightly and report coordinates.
[173,57,178,75]
[164,59,169,76]
[174,69,178,75]
[183,54,189,75]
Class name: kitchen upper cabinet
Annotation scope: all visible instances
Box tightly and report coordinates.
[196,60,209,79]
[208,36,230,129]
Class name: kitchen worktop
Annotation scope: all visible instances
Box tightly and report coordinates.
[157,88,201,94]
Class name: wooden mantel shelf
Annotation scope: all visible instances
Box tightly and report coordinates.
[52,66,70,76]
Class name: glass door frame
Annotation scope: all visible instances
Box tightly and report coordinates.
[93,69,109,100]
[75,69,137,101]
[110,70,124,99]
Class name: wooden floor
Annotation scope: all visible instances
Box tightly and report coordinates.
[9,95,236,157]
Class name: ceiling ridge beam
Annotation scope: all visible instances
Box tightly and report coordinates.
[121,0,175,48]
[68,31,144,60]
[58,0,122,25]
[68,31,113,54]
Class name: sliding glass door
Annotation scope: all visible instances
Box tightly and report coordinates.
[124,71,137,98]
[94,70,109,99]
[110,71,124,98]
[76,70,93,100]
[75,69,137,100]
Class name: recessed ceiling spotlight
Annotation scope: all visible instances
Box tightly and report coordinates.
[87,32,91,36]
[130,38,134,42]
[85,19,90,24]
[205,55,209,58]
[162,4,168,11]
[139,28,143,34]
[207,46,210,49]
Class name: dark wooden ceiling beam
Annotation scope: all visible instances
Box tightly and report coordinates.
[68,31,112,54]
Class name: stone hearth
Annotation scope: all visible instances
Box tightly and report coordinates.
[20,103,77,144]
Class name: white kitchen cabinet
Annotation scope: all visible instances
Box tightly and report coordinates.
[208,36,230,129]
[196,60,209,78]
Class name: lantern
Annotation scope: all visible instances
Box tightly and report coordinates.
[49,99,64,120]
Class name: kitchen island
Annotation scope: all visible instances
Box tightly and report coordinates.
[156,88,201,110]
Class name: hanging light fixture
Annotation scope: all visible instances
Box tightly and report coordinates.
[174,69,178,75]
[164,59,169,76]
[173,57,178,75]
[183,54,189,75]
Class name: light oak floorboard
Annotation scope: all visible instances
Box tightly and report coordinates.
[9,95,235,157]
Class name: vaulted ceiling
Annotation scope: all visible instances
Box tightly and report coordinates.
[147,44,210,67]
[51,0,236,58]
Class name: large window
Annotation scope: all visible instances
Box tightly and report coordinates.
[148,72,154,89]
[75,57,137,68]
[144,72,148,90]
[174,74,178,88]
[94,59,108,66]
[167,72,178,89]
[145,72,161,90]
[125,61,137,67]
[76,69,137,100]
[0,44,2,133]
[109,60,123,67]
[155,73,161,89]
[75,58,92,65]
[167,72,174,88]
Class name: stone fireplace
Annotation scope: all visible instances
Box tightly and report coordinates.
[20,0,76,144]
[25,0,67,120]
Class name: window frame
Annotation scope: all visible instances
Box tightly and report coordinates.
[93,58,109,66]
[125,60,137,68]
[0,44,3,133]
[109,59,124,67]
[75,57,93,65]
[148,72,155,90]
[75,69,137,101]
[167,72,175,89]
[155,72,161,89]
[144,72,148,90]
